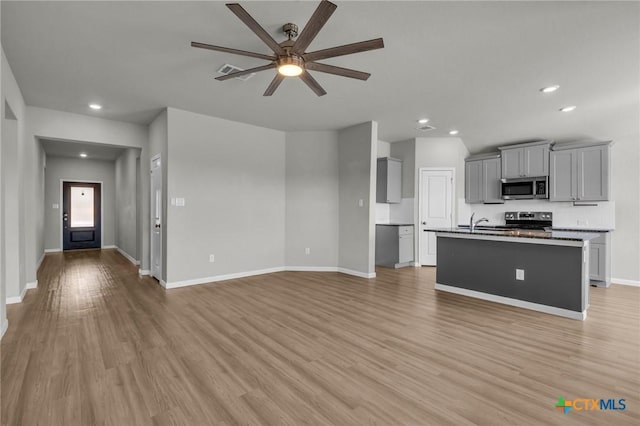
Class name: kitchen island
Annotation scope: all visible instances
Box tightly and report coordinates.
[428,228,600,320]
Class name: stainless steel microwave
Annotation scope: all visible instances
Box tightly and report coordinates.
[501,177,548,200]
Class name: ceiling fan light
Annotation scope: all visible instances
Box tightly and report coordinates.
[277,56,304,77]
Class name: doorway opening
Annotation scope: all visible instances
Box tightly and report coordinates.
[150,155,162,281]
[62,181,102,250]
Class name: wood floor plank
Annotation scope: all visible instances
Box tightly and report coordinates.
[1,249,639,425]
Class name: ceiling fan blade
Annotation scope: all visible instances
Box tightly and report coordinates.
[226,3,286,55]
[305,62,370,80]
[299,71,327,96]
[303,38,384,62]
[263,74,285,96]
[292,0,337,54]
[191,42,275,61]
[215,63,276,81]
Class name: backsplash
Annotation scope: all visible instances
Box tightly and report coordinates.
[376,198,414,224]
[457,199,615,230]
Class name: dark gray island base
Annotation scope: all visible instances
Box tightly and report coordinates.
[429,229,598,320]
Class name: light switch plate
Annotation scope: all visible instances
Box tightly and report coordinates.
[516,269,525,281]
[176,198,185,207]
[52,203,59,209]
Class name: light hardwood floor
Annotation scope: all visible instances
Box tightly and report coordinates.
[1,249,639,425]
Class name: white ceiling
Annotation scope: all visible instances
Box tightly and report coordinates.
[40,138,127,161]
[2,1,639,152]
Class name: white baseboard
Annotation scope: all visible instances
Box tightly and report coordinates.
[44,248,61,253]
[611,278,640,287]
[102,245,117,249]
[435,283,586,320]
[1,319,8,339]
[162,266,377,289]
[159,279,168,288]
[6,285,28,305]
[285,266,376,278]
[26,281,37,290]
[36,253,46,270]
[285,266,339,272]
[116,247,139,266]
[412,262,421,267]
[139,269,151,276]
[337,268,376,279]
[164,267,286,289]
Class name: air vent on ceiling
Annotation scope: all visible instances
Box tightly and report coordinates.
[417,124,436,132]
[217,63,255,81]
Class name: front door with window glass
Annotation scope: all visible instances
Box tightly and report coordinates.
[62,181,102,250]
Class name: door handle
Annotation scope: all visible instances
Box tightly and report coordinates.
[422,221,427,225]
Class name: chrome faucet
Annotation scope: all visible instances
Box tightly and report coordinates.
[470,212,489,232]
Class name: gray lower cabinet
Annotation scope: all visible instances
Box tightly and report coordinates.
[465,155,503,204]
[376,157,402,203]
[376,225,414,268]
[550,141,611,202]
[499,141,551,178]
[588,232,611,287]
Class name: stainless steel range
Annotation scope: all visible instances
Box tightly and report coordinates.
[504,211,552,230]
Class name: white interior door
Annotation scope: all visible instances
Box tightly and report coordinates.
[150,155,162,281]
[419,169,454,266]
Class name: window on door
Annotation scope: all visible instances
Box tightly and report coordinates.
[70,186,95,227]
[63,181,102,250]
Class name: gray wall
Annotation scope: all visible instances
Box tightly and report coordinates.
[338,121,377,276]
[0,29,4,330]
[2,106,20,301]
[390,139,416,198]
[115,148,139,261]
[2,47,27,305]
[377,140,390,158]
[44,156,116,250]
[285,131,339,267]
[610,132,640,281]
[165,108,286,284]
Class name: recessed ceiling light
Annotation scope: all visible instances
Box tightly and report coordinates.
[417,118,429,124]
[449,130,459,135]
[559,105,577,112]
[540,85,560,93]
[88,103,102,110]
[80,153,88,158]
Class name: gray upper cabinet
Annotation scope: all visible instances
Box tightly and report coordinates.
[500,148,522,179]
[465,159,483,204]
[483,157,503,203]
[549,149,576,201]
[465,154,503,204]
[550,141,611,202]
[578,145,610,201]
[377,157,402,203]
[499,141,551,178]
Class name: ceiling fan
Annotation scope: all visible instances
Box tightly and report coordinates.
[191,0,384,96]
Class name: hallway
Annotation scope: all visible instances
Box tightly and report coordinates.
[1,250,639,425]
